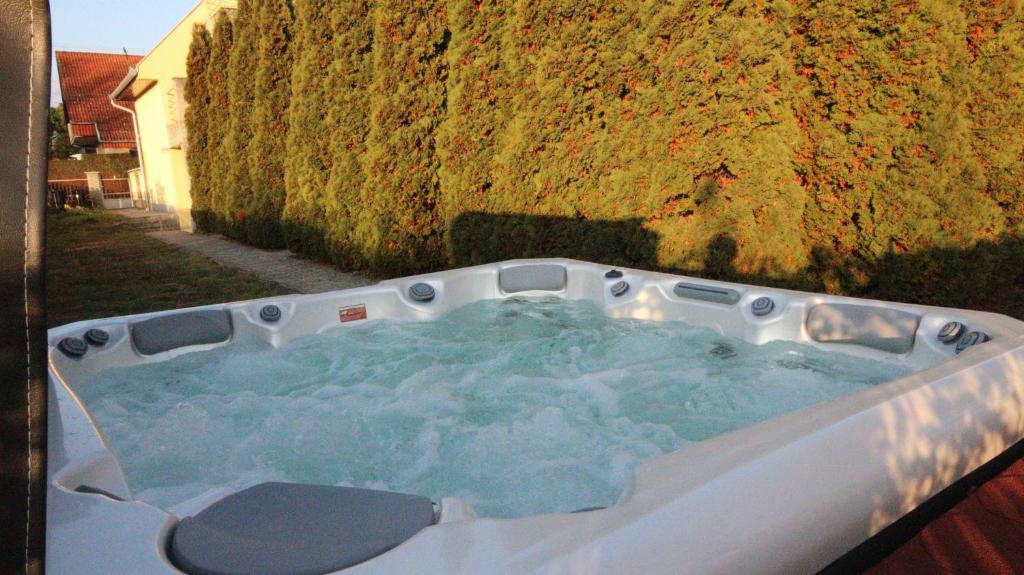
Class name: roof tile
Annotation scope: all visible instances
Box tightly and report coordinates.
[55,51,143,146]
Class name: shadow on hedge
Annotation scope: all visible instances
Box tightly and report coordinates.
[449,212,1024,319]
[191,209,287,250]
[449,212,661,270]
[192,209,1023,319]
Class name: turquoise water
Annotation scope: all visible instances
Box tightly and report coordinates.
[79,297,910,517]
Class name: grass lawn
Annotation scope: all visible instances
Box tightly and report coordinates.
[46,210,291,328]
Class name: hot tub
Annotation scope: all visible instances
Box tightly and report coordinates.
[47,259,1024,575]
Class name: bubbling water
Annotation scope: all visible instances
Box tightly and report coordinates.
[78,297,910,517]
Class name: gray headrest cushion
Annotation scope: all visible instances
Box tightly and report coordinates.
[806,303,919,354]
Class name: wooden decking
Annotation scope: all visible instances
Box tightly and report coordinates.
[865,457,1024,573]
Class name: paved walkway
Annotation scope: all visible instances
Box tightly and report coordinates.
[110,207,183,231]
[147,229,374,294]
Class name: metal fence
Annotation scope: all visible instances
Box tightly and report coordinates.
[47,175,135,210]
[47,179,92,210]
[100,177,131,200]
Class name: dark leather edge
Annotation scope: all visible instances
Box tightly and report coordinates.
[0,1,51,574]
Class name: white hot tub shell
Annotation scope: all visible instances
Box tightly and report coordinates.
[46,259,1024,574]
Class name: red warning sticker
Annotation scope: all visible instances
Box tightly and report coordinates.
[339,304,367,323]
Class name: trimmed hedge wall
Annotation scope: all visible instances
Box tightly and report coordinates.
[436,0,509,263]
[282,0,347,261]
[184,23,212,231]
[246,0,294,247]
[205,12,234,235]
[356,0,449,274]
[47,155,138,180]
[221,0,257,240]
[320,1,374,266]
[186,1,1024,315]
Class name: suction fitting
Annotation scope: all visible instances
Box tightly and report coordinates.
[409,283,436,302]
[610,281,629,297]
[259,304,282,323]
[751,296,775,317]
[84,328,110,346]
[604,269,623,279]
[937,321,966,344]
[955,331,990,354]
[58,337,88,358]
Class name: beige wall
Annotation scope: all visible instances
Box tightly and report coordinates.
[133,0,237,232]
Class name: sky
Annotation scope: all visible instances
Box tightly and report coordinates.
[50,0,196,105]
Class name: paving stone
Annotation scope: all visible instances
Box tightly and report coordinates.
[146,230,374,294]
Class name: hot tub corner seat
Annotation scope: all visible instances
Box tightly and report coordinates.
[169,482,435,575]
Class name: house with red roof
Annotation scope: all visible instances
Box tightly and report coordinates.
[108,0,237,230]
[55,51,143,154]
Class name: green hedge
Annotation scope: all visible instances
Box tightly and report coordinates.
[47,155,138,179]
[799,2,1001,264]
[965,3,1024,232]
[220,0,257,241]
[321,1,375,266]
[184,24,212,231]
[205,12,234,234]
[282,1,340,259]
[436,0,509,263]
[187,0,1024,315]
[355,0,449,274]
[245,0,293,247]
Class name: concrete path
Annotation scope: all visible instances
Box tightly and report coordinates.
[110,208,182,231]
[147,230,375,294]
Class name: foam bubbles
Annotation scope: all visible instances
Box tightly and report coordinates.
[79,298,910,517]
